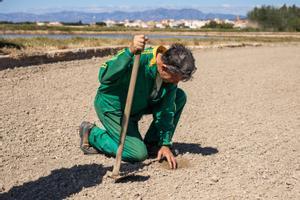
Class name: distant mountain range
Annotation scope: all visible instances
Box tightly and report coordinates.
[0,8,245,23]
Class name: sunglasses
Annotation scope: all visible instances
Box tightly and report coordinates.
[165,64,183,74]
[165,64,192,82]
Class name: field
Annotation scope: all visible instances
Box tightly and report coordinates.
[1,31,300,57]
[0,45,299,199]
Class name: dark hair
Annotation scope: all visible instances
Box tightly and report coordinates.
[161,44,197,82]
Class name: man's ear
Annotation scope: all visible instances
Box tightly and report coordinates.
[161,64,168,71]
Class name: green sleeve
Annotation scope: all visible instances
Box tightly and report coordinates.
[153,84,177,146]
[98,48,151,84]
[98,48,134,84]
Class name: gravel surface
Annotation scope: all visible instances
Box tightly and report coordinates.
[0,45,299,200]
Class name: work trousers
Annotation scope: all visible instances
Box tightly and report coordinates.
[88,88,186,162]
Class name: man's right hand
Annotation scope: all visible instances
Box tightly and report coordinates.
[157,146,177,169]
[129,35,148,54]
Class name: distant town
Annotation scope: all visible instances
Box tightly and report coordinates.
[1,5,299,32]
[36,16,250,30]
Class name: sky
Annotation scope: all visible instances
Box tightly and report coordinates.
[0,0,299,15]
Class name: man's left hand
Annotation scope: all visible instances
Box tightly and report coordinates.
[157,146,177,169]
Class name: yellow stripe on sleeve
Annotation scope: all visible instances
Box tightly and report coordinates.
[100,63,108,68]
[150,46,167,66]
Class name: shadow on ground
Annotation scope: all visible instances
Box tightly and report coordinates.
[173,142,219,156]
[114,174,150,183]
[0,162,152,200]
[0,164,105,200]
[0,143,218,199]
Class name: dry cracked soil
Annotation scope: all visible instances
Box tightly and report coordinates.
[0,45,299,200]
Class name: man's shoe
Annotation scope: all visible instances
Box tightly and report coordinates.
[79,121,99,154]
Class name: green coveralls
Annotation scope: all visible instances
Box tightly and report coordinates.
[88,46,187,162]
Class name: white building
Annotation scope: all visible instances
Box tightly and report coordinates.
[224,19,235,24]
[169,20,185,28]
[124,20,149,28]
[48,22,63,26]
[36,22,46,26]
[104,20,117,27]
[155,23,166,29]
[188,20,209,29]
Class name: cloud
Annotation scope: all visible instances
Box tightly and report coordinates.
[195,5,252,15]
[222,4,231,8]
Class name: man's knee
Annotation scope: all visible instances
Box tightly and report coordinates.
[132,147,148,162]
[123,140,148,162]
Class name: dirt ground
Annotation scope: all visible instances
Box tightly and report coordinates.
[0,45,299,200]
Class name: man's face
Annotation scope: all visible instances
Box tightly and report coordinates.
[156,54,183,84]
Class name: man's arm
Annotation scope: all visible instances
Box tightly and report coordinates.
[153,84,177,146]
[99,35,148,84]
[152,84,178,169]
[99,48,134,84]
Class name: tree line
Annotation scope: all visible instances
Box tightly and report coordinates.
[202,21,234,29]
[247,4,300,31]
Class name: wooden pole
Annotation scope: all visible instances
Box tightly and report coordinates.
[111,53,141,178]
